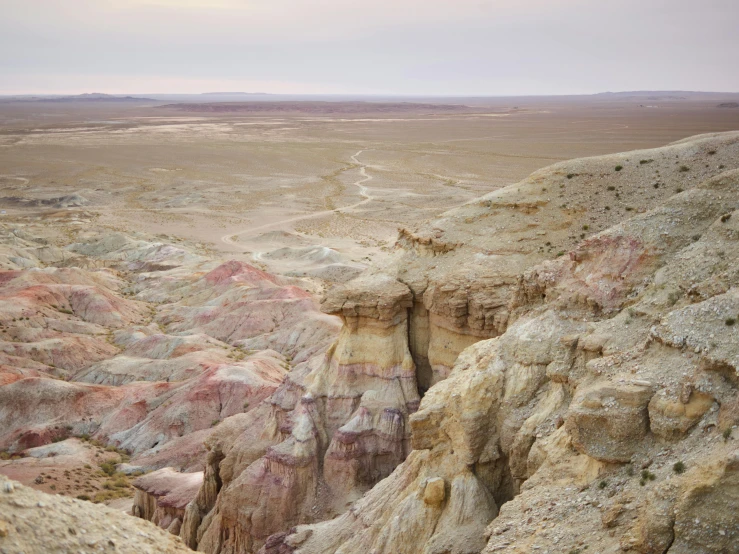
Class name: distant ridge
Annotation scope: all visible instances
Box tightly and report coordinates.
[200,92,271,96]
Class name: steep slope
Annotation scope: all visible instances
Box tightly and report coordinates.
[265,164,739,552]
[0,227,340,508]
[0,474,192,554]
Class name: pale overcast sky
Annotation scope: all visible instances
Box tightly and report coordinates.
[1,0,737,95]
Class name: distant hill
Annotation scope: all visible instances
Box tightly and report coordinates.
[200,92,270,96]
[46,93,156,102]
[157,101,478,114]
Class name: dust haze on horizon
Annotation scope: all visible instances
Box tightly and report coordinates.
[1,0,738,96]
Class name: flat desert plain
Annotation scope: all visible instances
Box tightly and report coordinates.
[1,95,739,282]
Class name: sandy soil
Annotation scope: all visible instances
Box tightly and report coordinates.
[1,95,738,279]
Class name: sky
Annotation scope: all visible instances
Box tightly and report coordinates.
[1,0,738,96]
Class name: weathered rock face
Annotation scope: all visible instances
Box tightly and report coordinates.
[133,467,203,535]
[180,272,421,553]
[566,381,655,463]
[5,132,739,553]
[264,138,739,554]
[0,227,341,504]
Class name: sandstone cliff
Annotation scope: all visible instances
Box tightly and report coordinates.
[255,132,739,554]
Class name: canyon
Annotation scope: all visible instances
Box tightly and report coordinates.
[0,99,738,553]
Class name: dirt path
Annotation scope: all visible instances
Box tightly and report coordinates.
[220,150,374,248]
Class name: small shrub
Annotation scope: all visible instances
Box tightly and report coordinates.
[607,185,616,191]
[626,465,634,476]
[719,164,725,169]
[673,461,686,474]
[605,206,611,210]
[692,234,701,241]
[567,173,575,179]
[615,165,623,172]
[653,183,660,189]
[726,317,736,326]
[211,419,221,427]
[625,207,633,212]
[76,494,91,501]
[708,150,716,155]
[598,480,608,489]
[641,469,656,481]
[243,401,250,410]
[724,428,733,441]
[99,462,116,476]
[679,165,690,172]
[675,188,684,193]
[721,214,732,223]
[582,225,589,230]
[640,159,654,164]
[556,251,565,257]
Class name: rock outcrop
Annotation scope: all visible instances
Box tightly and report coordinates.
[3,131,739,553]
[259,133,739,554]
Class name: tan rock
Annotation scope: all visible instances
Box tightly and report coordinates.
[566,380,655,462]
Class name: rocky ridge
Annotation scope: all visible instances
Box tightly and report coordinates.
[256,132,739,554]
[1,131,738,553]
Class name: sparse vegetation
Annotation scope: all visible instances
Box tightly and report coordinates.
[724,428,733,441]
[567,173,575,179]
[673,461,686,474]
[211,419,221,427]
[726,317,736,326]
[582,224,589,230]
[678,165,690,172]
[675,187,684,193]
[615,165,623,171]
[721,213,732,223]
[607,185,616,191]
[99,462,116,476]
[639,159,654,164]
[598,480,608,489]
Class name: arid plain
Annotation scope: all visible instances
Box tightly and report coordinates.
[2,95,739,283]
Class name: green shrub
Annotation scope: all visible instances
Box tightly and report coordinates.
[99,462,116,476]
[673,461,686,474]
[598,480,608,489]
[679,165,690,172]
[640,159,654,164]
[567,173,575,179]
[726,318,736,326]
[615,165,623,171]
[607,186,616,191]
[724,428,733,441]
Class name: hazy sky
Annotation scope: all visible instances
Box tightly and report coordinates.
[1,0,737,95]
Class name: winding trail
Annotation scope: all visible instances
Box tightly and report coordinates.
[221,150,374,248]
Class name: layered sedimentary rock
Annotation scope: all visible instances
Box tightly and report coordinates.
[263,136,739,554]
[180,272,420,552]
[133,467,204,535]
[0,228,340,496]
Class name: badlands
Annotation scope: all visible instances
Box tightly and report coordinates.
[0,95,739,553]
